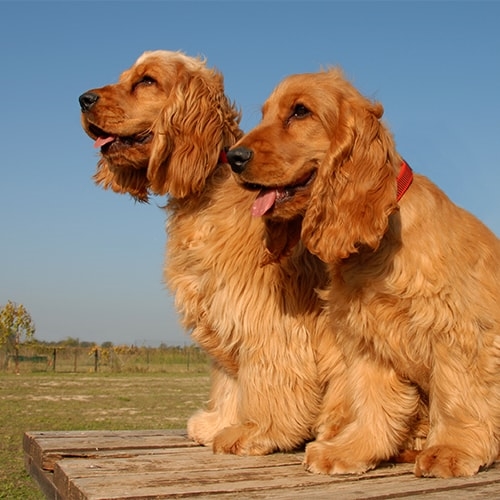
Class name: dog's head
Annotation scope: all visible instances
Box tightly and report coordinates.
[227,68,402,263]
[80,50,241,201]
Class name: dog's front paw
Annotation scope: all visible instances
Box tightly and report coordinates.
[415,445,483,478]
[304,440,375,475]
[212,424,274,456]
[187,410,222,446]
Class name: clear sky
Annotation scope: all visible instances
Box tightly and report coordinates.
[1,1,499,347]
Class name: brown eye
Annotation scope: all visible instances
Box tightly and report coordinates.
[139,75,155,85]
[133,75,156,90]
[292,104,310,119]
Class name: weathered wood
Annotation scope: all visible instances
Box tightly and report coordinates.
[24,453,61,500]
[23,429,193,471]
[24,430,500,499]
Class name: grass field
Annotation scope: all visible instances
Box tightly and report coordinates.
[0,366,211,499]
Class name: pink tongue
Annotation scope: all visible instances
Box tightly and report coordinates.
[252,189,277,217]
[94,136,115,149]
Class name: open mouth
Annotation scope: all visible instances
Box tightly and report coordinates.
[244,170,316,217]
[88,124,152,152]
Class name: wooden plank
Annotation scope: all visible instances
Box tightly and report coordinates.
[24,430,500,499]
[24,452,63,500]
[54,456,500,499]
[24,429,193,471]
[54,450,500,499]
[54,459,409,499]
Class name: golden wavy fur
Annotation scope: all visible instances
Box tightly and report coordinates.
[79,50,349,456]
[228,68,500,477]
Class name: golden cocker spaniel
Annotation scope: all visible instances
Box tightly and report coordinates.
[79,51,343,456]
[227,68,500,477]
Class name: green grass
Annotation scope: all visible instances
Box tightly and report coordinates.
[0,367,210,499]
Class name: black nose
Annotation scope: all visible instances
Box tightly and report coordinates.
[227,146,253,174]
[79,92,99,112]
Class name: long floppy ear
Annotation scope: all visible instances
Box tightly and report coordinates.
[301,96,399,262]
[93,159,150,202]
[147,68,237,198]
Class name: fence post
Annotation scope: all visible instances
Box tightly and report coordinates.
[94,348,98,373]
[52,348,57,372]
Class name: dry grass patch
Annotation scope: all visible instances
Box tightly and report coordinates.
[0,368,210,499]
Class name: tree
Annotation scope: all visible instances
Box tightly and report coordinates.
[0,300,36,373]
[62,336,81,347]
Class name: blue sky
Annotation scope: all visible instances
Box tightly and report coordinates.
[1,1,499,347]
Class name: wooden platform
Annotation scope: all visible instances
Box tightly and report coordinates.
[24,430,500,499]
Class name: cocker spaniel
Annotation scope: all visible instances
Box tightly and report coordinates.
[79,51,344,456]
[227,68,500,477]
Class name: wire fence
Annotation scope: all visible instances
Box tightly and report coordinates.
[1,344,210,374]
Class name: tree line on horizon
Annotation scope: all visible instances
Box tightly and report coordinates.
[0,300,193,351]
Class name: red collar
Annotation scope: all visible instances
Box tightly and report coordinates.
[397,160,413,201]
[219,149,228,164]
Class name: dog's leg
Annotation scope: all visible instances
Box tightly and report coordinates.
[304,356,419,475]
[211,335,322,456]
[187,362,239,446]
[414,339,500,478]
[312,348,350,443]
